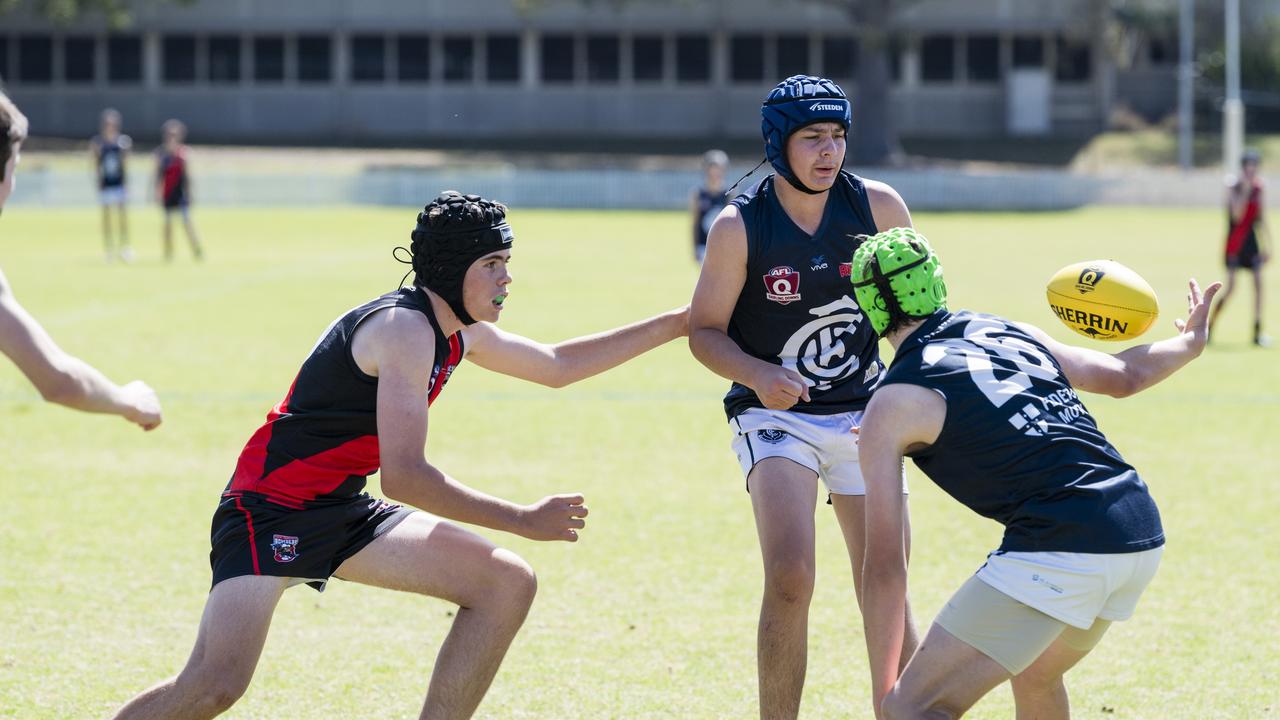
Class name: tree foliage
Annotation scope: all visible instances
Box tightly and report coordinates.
[0,0,194,29]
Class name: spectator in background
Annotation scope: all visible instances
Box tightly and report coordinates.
[1211,148,1270,347]
[90,108,133,263]
[155,119,204,262]
[691,149,729,263]
[0,91,162,430]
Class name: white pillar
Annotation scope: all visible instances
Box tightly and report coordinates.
[1222,0,1244,174]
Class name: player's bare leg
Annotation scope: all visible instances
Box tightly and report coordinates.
[1008,624,1104,720]
[831,494,920,671]
[748,458,819,720]
[880,623,1010,720]
[112,575,288,720]
[118,203,133,262]
[1209,268,1238,342]
[1251,265,1268,346]
[333,511,538,720]
[162,213,175,263]
[182,212,204,261]
[101,205,115,261]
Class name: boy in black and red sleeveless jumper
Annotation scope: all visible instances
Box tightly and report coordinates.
[1210,148,1270,346]
[154,118,204,262]
[113,192,688,720]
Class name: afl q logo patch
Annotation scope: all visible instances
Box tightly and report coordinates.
[779,296,869,392]
[1074,267,1106,294]
[757,429,787,444]
[271,534,300,563]
[764,266,802,305]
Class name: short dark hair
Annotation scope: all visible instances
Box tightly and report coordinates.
[0,91,29,183]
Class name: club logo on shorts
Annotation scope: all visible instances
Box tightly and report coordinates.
[271,534,300,563]
[1074,267,1106,294]
[764,266,802,304]
[838,262,852,277]
[757,429,788,444]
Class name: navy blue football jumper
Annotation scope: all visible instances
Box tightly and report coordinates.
[694,186,727,255]
[724,170,882,420]
[880,310,1165,555]
[92,134,129,189]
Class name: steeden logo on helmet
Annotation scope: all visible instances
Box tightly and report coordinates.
[808,102,845,112]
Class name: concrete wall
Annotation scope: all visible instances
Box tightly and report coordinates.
[7,165,1259,211]
[0,0,1113,142]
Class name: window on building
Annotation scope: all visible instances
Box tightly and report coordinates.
[777,34,810,78]
[920,35,954,82]
[1148,37,1171,65]
[107,35,142,82]
[487,35,520,82]
[966,35,999,82]
[730,35,764,83]
[586,35,619,83]
[675,34,709,83]
[254,36,285,82]
[1055,36,1091,82]
[163,35,196,83]
[352,35,385,82]
[1012,36,1043,68]
[632,35,664,83]
[541,34,575,83]
[208,35,240,84]
[18,35,52,84]
[297,35,331,83]
[64,36,96,83]
[822,36,857,80]
[443,35,474,82]
[0,38,9,82]
[398,34,430,82]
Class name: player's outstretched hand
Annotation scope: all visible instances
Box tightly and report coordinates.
[1173,278,1221,350]
[752,365,811,410]
[122,380,163,431]
[519,493,589,542]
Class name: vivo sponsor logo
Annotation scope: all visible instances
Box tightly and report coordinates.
[809,102,845,112]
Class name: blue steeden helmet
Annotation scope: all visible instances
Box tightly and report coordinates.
[761,75,852,194]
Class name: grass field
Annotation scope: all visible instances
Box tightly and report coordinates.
[0,204,1276,719]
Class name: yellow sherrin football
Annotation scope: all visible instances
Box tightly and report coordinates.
[1046,260,1159,341]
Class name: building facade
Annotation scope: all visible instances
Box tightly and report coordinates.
[0,0,1168,143]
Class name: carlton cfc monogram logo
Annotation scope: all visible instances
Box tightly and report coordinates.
[764,266,802,304]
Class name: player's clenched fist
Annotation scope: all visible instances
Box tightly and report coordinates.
[750,365,811,410]
[519,493,589,542]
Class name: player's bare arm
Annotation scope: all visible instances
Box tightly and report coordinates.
[689,207,810,409]
[858,383,944,714]
[1017,278,1221,398]
[463,305,687,388]
[0,268,161,429]
[865,179,913,232]
[356,306,586,542]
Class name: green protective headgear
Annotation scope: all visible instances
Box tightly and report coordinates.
[849,227,948,335]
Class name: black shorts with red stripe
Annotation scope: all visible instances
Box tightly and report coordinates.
[210,492,413,592]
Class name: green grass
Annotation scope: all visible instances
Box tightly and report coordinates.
[0,205,1276,719]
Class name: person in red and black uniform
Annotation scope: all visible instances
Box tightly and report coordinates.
[154,119,204,262]
[112,191,688,720]
[1211,148,1270,347]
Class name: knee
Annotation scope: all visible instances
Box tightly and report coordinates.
[881,687,958,720]
[482,549,538,614]
[1011,667,1064,698]
[762,555,815,606]
[177,666,251,715]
